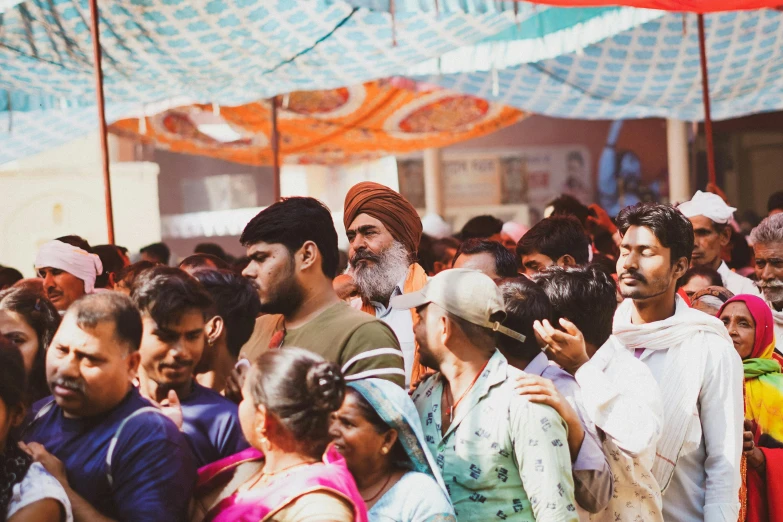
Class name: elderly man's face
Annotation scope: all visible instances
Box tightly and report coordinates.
[46,314,139,418]
[37,267,86,312]
[689,215,730,270]
[346,214,396,267]
[754,242,783,308]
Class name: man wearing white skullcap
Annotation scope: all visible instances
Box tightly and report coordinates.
[35,239,103,312]
[678,191,759,296]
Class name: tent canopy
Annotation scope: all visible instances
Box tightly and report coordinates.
[422,10,783,121]
[109,80,526,165]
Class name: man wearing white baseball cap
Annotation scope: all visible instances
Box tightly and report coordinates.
[678,191,759,296]
[393,268,578,522]
[35,237,103,312]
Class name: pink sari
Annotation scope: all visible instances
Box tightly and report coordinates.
[195,447,368,522]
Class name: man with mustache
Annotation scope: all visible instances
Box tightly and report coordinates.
[34,237,103,313]
[517,216,592,277]
[132,266,248,467]
[612,203,743,522]
[678,190,759,296]
[750,213,783,354]
[22,293,195,522]
[343,182,428,386]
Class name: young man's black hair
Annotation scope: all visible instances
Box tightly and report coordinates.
[240,197,339,279]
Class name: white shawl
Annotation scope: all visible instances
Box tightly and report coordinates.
[613,295,732,491]
[766,298,783,351]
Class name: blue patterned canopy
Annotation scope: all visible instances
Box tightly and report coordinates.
[423,10,783,121]
[0,0,658,164]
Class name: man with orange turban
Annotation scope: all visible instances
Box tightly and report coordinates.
[343,181,428,386]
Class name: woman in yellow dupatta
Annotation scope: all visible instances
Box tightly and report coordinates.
[718,294,783,522]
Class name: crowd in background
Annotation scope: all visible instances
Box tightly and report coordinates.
[0,184,781,522]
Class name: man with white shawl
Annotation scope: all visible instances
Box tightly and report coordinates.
[35,239,103,312]
[751,213,783,354]
[678,190,759,296]
[613,203,743,522]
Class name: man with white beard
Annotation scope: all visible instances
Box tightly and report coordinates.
[343,182,428,387]
[750,213,783,354]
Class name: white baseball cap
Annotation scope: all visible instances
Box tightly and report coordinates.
[391,268,525,343]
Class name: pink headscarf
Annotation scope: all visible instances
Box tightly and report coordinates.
[718,294,775,360]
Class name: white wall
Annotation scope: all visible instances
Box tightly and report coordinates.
[0,133,161,276]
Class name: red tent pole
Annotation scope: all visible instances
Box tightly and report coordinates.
[88,0,115,244]
[270,96,281,201]
[697,14,717,187]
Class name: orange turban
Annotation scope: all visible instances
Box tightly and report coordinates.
[343,182,423,255]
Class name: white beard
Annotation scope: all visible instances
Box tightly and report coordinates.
[347,241,410,303]
[757,280,783,309]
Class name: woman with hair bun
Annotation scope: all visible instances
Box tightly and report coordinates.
[192,348,367,522]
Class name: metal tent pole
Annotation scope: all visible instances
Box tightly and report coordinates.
[88,0,115,243]
[697,14,717,187]
[270,96,281,201]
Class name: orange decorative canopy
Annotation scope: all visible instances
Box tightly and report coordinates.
[109,80,525,166]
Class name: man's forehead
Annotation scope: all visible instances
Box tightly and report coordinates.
[755,242,783,257]
[246,242,287,256]
[621,225,663,247]
[56,316,116,350]
[347,213,386,232]
[689,215,718,230]
[522,251,552,263]
[142,309,205,332]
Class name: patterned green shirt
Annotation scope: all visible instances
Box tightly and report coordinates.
[412,350,578,522]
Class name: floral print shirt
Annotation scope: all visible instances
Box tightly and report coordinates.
[412,350,579,522]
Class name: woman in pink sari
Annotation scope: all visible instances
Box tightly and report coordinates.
[191,348,367,522]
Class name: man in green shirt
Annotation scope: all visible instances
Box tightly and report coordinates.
[239,197,405,388]
[394,269,578,521]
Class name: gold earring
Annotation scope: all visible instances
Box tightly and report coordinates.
[381,447,389,455]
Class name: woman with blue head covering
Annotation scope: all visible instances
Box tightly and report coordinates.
[330,378,455,522]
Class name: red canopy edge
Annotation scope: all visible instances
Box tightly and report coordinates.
[521,1,781,13]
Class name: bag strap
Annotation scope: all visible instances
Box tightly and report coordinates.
[106,406,168,488]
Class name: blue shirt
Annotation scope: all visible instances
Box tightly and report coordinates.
[180,382,248,467]
[24,388,196,522]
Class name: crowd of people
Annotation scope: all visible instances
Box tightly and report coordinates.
[0,182,782,522]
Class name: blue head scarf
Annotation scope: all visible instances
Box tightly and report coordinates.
[347,378,447,494]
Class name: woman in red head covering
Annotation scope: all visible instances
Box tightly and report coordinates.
[718,294,783,522]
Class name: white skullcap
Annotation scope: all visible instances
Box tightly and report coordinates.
[35,240,103,294]
[502,221,528,244]
[421,214,452,239]
[678,190,736,224]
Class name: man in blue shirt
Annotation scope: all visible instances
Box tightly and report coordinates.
[131,266,248,466]
[22,293,195,522]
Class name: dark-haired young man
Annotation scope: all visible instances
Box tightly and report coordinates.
[23,293,195,522]
[179,254,230,273]
[452,238,519,281]
[613,203,742,522]
[517,216,591,276]
[499,277,612,517]
[140,242,171,266]
[92,244,129,289]
[240,197,405,387]
[529,266,664,521]
[191,268,262,394]
[132,266,248,467]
